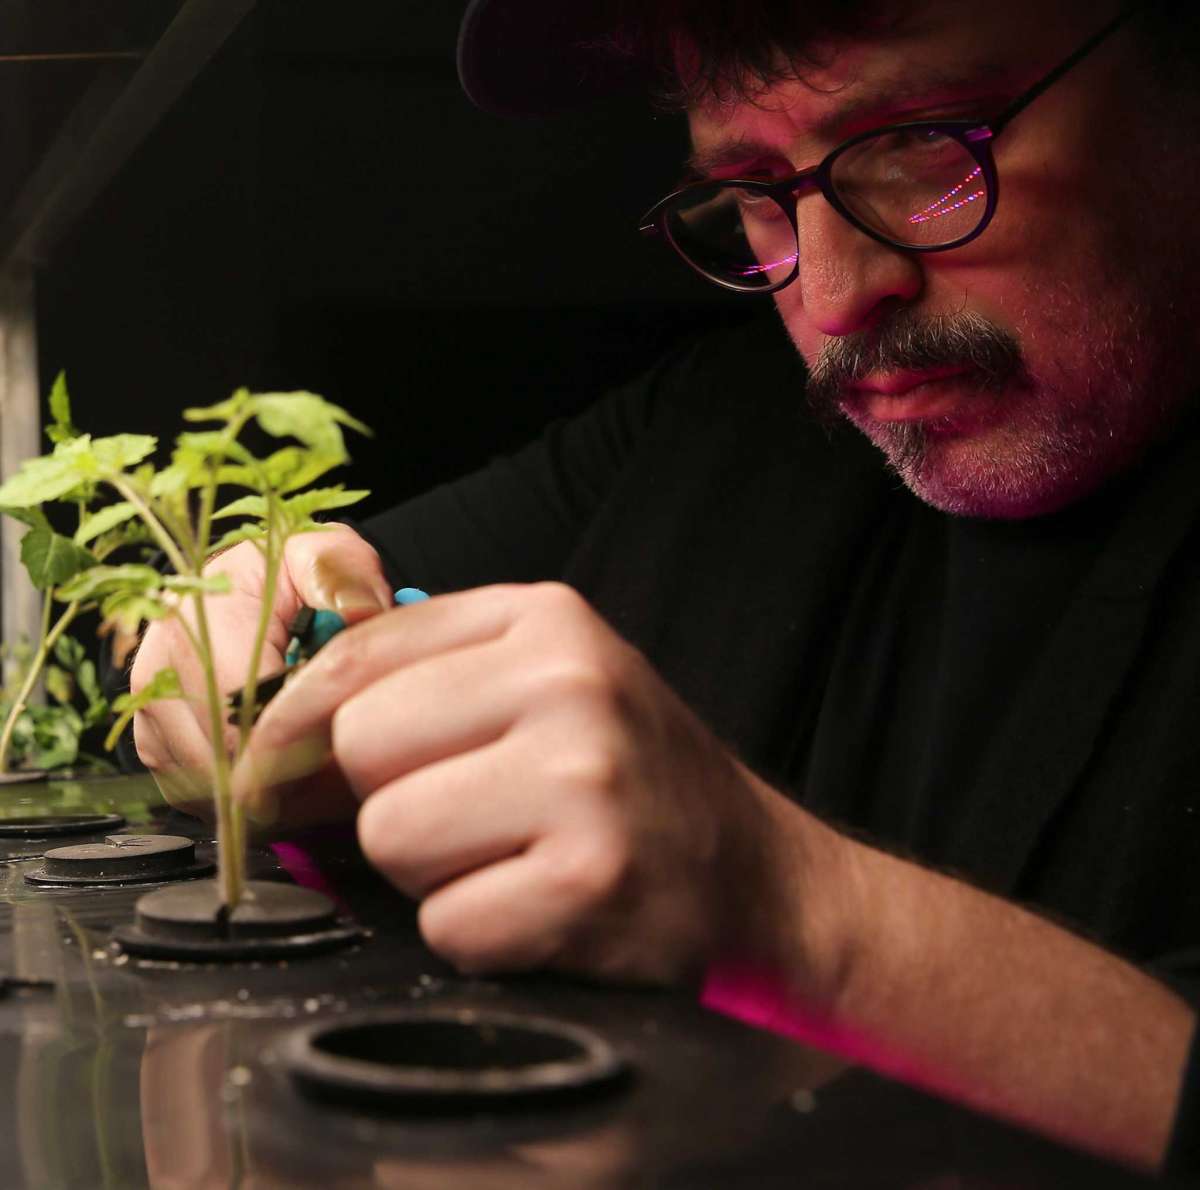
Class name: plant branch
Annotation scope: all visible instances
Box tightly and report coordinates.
[0,594,81,772]
[108,476,189,577]
[190,589,243,907]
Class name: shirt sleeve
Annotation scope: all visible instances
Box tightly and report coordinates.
[357,354,665,593]
[1167,1026,1200,1179]
[1149,950,1200,1178]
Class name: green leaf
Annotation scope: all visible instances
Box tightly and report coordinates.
[248,446,344,494]
[17,705,80,770]
[90,434,158,473]
[208,524,267,555]
[175,431,253,463]
[98,591,171,636]
[90,519,154,561]
[74,502,138,546]
[280,486,370,524]
[52,634,86,671]
[250,391,371,458]
[45,665,73,705]
[45,373,81,445]
[161,573,232,597]
[0,506,50,530]
[212,494,266,520]
[149,463,191,498]
[182,388,252,425]
[105,667,182,751]
[21,527,98,590]
[76,658,101,703]
[0,446,93,507]
[55,563,163,604]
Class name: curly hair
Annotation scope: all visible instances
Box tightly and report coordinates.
[601,0,885,108]
[598,0,1197,110]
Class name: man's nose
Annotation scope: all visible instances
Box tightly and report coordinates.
[789,198,923,336]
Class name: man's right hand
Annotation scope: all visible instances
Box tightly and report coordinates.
[130,523,393,825]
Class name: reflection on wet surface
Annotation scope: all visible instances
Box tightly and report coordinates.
[0,777,1166,1188]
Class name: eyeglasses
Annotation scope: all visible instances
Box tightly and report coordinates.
[638,3,1145,294]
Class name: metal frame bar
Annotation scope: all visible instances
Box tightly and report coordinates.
[0,0,258,668]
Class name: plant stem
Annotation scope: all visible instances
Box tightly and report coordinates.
[236,502,282,756]
[190,589,242,907]
[108,477,190,577]
[0,594,79,772]
[196,459,247,909]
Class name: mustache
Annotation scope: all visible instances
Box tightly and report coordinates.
[806,310,1026,415]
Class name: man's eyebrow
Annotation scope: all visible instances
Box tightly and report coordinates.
[687,63,1012,176]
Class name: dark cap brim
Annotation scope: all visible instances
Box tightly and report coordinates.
[456,0,648,117]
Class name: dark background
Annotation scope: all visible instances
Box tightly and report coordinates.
[33,1,742,518]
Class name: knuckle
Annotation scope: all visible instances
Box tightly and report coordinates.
[532,655,611,709]
[306,629,366,688]
[356,794,399,870]
[553,736,625,798]
[549,836,627,911]
[328,701,351,757]
[132,719,165,771]
[416,901,460,963]
[527,580,589,622]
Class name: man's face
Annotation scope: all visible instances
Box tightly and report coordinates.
[687,0,1200,518]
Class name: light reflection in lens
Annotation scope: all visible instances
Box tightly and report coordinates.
[907,166,985,225]
[734,250,799,278]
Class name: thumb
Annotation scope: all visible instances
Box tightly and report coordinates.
[282,525,393,625]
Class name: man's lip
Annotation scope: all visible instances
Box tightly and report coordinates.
[848,365,972,397]
[843,366,977,423]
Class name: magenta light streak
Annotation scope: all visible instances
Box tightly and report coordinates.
[734,250,799,277]
[907,166,984,225]
[701,960,946,1090]
[270,837,351,910]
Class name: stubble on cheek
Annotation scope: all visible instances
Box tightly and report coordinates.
[789,264,1192,519]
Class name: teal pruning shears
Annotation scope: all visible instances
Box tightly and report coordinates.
[227,587,429,723]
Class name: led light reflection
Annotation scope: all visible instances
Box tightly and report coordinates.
[908,166,985,225]
[734,251,799,278]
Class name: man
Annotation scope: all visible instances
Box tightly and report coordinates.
[132,0,1200,1174]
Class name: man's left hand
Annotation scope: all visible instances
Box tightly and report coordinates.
[233,581,820,984]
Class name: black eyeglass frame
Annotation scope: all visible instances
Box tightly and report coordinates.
[637,1,1146,294]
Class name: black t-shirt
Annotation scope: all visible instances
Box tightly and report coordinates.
[364,312,1200,963]
[362,313,1200,1174]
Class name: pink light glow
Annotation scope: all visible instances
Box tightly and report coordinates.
[735,250,799,277]
[270,838,351,910]
[700,960,944,1090]
[907,166,985,225]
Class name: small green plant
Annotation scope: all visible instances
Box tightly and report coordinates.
[0,377,150,775]
[0,377,369,908]
[0,633,115,774]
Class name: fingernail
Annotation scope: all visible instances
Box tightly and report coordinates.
[332,582,387,615]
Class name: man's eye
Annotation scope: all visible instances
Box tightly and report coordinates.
[893,126,955,151]
[733,189,785,219]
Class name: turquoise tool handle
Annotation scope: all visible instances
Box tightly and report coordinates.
[285,587,429,667]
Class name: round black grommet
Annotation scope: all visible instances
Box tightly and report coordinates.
[24,834,213,886]
[0,814,126,838]
[112,879,364,961]
[281,1008,627,1109]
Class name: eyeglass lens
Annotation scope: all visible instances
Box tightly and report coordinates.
[663,128,989,291]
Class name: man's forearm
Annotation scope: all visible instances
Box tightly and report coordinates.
[721,776,1195,1172]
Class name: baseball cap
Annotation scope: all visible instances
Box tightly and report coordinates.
[456,0,649,117]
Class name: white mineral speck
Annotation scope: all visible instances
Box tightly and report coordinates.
[228,1066,252,1087]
